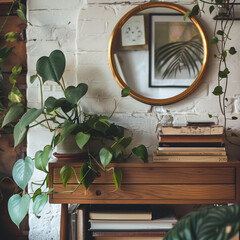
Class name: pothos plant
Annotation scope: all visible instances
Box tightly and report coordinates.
[4,49,148,228]
[185,0,238,144]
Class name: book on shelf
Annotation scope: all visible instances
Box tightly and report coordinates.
[158,134,224,143]
[92,230,168,237]
[68,204,79,240]
[89,217,177,231]
[156,149,226,156]
[187,121,215,126]
[76,208,85,240]
[89,210,152,220]
[157,147,226,152]
[152,153,228,162]
[159,142,225,147]
[94,237,164,240]
[160,125,224,135]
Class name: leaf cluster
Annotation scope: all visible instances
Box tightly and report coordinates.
[6,50,148,228]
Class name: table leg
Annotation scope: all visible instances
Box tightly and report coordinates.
[60,204,68,240]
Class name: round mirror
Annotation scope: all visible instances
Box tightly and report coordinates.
[109,2,208,105]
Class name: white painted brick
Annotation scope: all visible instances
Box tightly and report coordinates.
[77,34,110,51]
[77,65,114,83]
[77,51,109,65]
[79,20,107,35]
[29,10,78,28]
[28,0,81,10]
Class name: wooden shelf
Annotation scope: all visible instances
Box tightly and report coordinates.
[49,160,240,240]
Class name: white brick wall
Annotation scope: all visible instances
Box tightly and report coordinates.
[27,0,240,239]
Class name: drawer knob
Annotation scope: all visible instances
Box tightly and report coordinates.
[96,190,101,196]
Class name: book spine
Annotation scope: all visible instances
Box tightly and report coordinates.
[158,135,224,143]
[156,151,226,156]
[161,126,223,135]
[152,155,228,162]
[159,143,225,147]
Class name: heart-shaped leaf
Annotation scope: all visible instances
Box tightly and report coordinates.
[35,145,52,173]
[113,167,122,190]
[2,103,24,127]
[8,194,31,228]
[59,120,78,143]
[75,132,90,150]
[99,148,113,169]
[33,188,42,202]
[65,83,88,104]
[80,163,96,190]
[14,107,43,147]
[33,194,48,217]
[12,157,34,190]
[132,145,148,163]
[212,86,223,96]
[60,165,74,187]
[8,86,23,103]
[121,87,130,97]
[36,50,65,83]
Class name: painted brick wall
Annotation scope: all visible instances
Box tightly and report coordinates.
[27,0,240,239]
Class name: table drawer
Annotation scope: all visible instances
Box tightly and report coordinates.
[53,167,235,184]
[50,183,235,204]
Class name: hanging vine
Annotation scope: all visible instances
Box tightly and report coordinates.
[187,0,238,145]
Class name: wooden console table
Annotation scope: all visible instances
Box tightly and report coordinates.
[49,161,240,240]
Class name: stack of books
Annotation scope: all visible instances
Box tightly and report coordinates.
[88,210,177,240]
[153,122,227,162]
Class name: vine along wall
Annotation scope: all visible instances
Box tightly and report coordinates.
[27,0,240,239]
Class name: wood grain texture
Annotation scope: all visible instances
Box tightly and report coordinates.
[52,166,235,184]
[52,184,235,201]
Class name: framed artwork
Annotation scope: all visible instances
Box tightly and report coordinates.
[121,15,146,48]
[149,14,204,88]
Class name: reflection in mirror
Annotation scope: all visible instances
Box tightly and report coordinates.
[109,3,208,105]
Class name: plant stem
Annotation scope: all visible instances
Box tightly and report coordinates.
[0,0,15,35]
[109,96,122,119]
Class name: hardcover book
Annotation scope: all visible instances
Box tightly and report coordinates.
[158,135,224,143]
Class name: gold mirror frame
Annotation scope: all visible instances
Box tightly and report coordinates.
[108,2,209,105]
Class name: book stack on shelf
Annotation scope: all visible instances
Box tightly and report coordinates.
[153,122,227,163]
[89,210,177,240]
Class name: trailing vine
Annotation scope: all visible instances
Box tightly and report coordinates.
[187,0,238,145]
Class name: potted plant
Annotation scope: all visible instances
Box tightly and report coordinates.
[3,49,148,228]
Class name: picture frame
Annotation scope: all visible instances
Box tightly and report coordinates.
[149,14,204,88]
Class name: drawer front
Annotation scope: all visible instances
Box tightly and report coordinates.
[51,184,235,203]
[53,167,235,184]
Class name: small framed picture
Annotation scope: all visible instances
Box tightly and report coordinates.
[149,14,204,88]
[121,15,146,48]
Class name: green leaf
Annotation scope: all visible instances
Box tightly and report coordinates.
[132,145,148,163]
[229,47,237,55]
[12,65,22,75]
[121,87,130,97]
[16,9,27,22]
[18,2,26,13]
[113,167,122,190]
[14,107,43,147]
[208,114,213,118]
[60,165,74,187]
[59,120,78,143]
[33,195,48,217]
[4,32,18,43]
[232,116,238,120]
[219,68,230,78]
[8,194,30,228]
[191,5,200,16]
[222,50,227,59]
[30,75,38,84]
[210,36,218,45]
[2,103,24,127]
[209,5,215,14]
[75,132,90,150]
[35,145,52,173]
[8,86,23,103]
[65,83,88,104]
[80,163,96,190]
[36,50,66,83]
[32,188,42,202]
[212,86,223,96]
[12,157,34,191]
[231,133,238,137]
[99,148,113,169]
[119,136,132,148]
[184,11,191,21]
[217,30,224,36]
[0,71,3,84]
